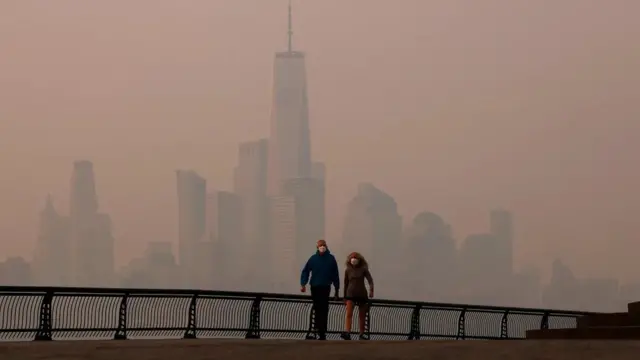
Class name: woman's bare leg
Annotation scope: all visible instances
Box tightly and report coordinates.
[358,304,368,335]
[345,300,354,333]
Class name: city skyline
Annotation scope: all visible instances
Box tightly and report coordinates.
[15,160,639,313]
[2,0,640,290]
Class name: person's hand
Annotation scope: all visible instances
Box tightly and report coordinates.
[300,285,306,293]
[369,290,374,298]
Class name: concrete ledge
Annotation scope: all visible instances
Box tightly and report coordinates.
[628,301,640,315]
[576,313,640,328]
[2,339,640,360]
[527,326,640,340]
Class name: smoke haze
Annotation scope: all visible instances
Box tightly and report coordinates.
[1,0,639,309]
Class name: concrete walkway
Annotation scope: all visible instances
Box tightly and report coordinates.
[1,339,638,360]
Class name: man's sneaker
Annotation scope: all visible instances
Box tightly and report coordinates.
[358,334,370,340]
[340,332,352,340]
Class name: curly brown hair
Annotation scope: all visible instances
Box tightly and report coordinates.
[345,251,369,268]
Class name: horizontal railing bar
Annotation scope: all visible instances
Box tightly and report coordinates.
[0,285,597,315]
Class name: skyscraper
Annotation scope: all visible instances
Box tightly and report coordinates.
[266,2,312,196]
[70,161,98,219]
[201,190,243,290]
[69,161,115,286]
[489,209,514,276]
[33,195,71,286]
[404,212,457,302]
[458,233,503,305]
[311,161,325,183]
[263,3,326,293]
[233,139,269,283]
[270,177,324,292]
[342,183,401,298]
[176,170,206,287]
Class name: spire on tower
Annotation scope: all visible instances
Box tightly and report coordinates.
[288,0,293,52]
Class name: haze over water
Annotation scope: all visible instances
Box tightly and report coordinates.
[1,0,639,283]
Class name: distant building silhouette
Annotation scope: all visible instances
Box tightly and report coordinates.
[233,139,269,285]
[33,195,71,286]
[119,241,180,288]
[405,212,457,302]
[542,259,581,310]
[342,183,402,298]
[270,177,325,292]
[69,161,114,286]
[266,4,312,196]
[510,265,542,308]
[201,191,243,290]
[0,257,32,285]
[459,233,508,305]
[176,170,206,288]
[311,162,325,182]
[264,4,325,293]
[490,209,514,278]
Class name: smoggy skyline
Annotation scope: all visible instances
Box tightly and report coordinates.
[1,0,639,282]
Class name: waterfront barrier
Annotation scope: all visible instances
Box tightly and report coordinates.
[0,286,592,341]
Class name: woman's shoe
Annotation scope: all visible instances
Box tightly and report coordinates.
[340,332,352,340]
[358,334,370,340]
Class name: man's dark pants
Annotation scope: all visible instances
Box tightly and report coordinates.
[310,285,331,339]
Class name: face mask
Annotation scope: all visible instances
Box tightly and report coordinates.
[318,246,327,253]
[350,258,359,265]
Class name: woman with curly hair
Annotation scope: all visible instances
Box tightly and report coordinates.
[340,252,374,340]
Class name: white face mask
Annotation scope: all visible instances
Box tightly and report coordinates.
[317,246,327,253]
[350,258,359,265]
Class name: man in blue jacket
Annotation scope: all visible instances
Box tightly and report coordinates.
[300,239,340,340]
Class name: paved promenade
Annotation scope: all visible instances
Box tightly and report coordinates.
[1,339,638,360]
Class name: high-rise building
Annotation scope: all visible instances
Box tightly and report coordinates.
[33,195,71,286]
[201,190,243,290]
[119,241,180,288]
[176,170,206,287]
[266,2,312,196]
[458,233,504,305]
[404,212,457,302]
[311,162,325,182]
[69,161,115,286]
[0,257,32,285]
[270,177,324,292]
[70,160,98,219]
[268,195,296,292]
[233,139,269,283]
[263,3,326,294]
[489,209,514,276]
[342,183,401,298]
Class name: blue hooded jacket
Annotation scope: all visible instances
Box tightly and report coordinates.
[300,248,340,290]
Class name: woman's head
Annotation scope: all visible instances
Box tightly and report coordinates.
[346,252,368,268]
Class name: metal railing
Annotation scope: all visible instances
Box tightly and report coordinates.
[0,286,592,341]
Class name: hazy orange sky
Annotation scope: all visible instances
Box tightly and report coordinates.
[1,0,638,281]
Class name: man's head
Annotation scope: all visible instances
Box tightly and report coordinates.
[316,239,327,254]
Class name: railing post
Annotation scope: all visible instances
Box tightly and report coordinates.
[34,291,53,341]
[183,293,198,339]
[500,310,509,339]
[365,302,372,338]
[245,296,262,339]
[540,312,549,330]
[114,293,128,340]
[455,308,466,340]
[304,304,317,340]
[408,304,421,340]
